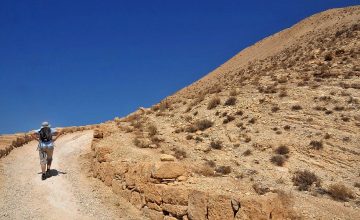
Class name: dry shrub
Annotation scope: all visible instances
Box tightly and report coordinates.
[271,106,280,112]
[310,140,323,150]
[147,124,158,137]
[209,85,222,94]
[279,90,288,98]
[210,140,222,150]
[224,97,237,106]
[195,119,214,131]
[215,166,231,175]
[242,149,252,156]
[291,105,302,111]
[248,117,256,124]
[327,183,354,201]
[160,100,172,111]
[292,170,320,191]
[173,148,187,160]
[133,137,148,148]
[271,155,286,166]
[275,145,290,155]
[223,115,235,124]
[207,97,221,110]
[283,125,291,130]
[195,163,215,177]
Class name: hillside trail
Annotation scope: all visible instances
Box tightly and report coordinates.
[0,131,146,220]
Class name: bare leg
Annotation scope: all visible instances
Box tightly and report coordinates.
[41,164,46,174]
[46,148,54,171]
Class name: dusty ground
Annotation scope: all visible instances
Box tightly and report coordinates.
[0,131,146,220]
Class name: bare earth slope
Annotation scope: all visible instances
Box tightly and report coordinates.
[0,131,145,220]
[91,6,360,220]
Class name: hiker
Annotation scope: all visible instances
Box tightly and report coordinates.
[33,122,62,180]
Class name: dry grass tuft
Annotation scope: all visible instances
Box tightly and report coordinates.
[207,97,221,110]
[210,140,223,150]
[327,183,354,201]
[224,97,237,106]
[270,155,286,166]
[292,170,320,191]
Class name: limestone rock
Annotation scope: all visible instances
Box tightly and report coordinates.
[152,162,186,179]
[160,154,176,162]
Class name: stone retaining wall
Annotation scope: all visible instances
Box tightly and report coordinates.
[91,131,294,220]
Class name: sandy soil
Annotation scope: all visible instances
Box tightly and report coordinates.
[0,131,146,220]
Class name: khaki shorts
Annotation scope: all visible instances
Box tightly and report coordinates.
[39,148,54,165]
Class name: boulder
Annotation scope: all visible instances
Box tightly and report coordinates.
[160,154,176,162]
[152,162,186,179]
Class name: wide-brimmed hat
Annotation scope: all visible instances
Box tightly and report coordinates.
[41,121,51,128]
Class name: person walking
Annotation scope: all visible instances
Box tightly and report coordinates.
[33,122,62,180]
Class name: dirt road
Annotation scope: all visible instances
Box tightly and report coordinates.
[0,131,146,220]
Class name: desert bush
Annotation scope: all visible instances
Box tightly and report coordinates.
[223,115,235,124]
[324,53,333,61]
[210,140,223,150]
[327,183,354,201]
[333,106,344,111]
[224,97,237,106]
[271,106,280,112]
[354,182,360,188]
[283,125,291,130]
[270,155,286,166]
[207,97,221,110]
[133,137,148,148]
[275,145,290,155]
[243,149,252,156]
[248,117,256,124]
[292,170,320,191]
[186,134,193,140]
[291,105,302,111]
[235,110,243,116]
[173,148,187,160]
[209,85,222,94]
[195,136,203,142]
[147,124,158,137]
[196,119,214,131]
[159,100,171,111]
[310,140,323,150]
[195,163,215,176]
[215,166,231,175]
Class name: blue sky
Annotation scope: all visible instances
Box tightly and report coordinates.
[0,0,358,134]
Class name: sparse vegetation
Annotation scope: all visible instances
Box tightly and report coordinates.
[215,166,231,175]
[310,140,323,150]
[327,183,354,201]
[291,104,302,111]
[223,115,235,124]
[275,145,290,155]
[224,97,237,106]
[270,155,286,166]
[292,170,320,191]
[147,124,158,137]
[186,119,213,133]
[243,149,252,156]
[173,148,187,160]
[210,140,223,150]
[271,106,280,112]
[207,97,221,110]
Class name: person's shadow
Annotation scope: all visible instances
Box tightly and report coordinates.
[37,169,67,178]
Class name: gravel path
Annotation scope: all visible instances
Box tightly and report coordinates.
[0,131,145,220]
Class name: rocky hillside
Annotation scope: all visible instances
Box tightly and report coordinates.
[91,6,360,220]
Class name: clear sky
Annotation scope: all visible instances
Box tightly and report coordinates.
[0,0,358,134]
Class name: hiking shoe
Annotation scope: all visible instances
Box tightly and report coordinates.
[41,173,46,180]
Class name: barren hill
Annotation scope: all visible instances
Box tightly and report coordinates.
[1,6,359,220]
[91,6,360,220]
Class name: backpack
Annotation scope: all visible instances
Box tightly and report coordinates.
[39,127,52,142]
